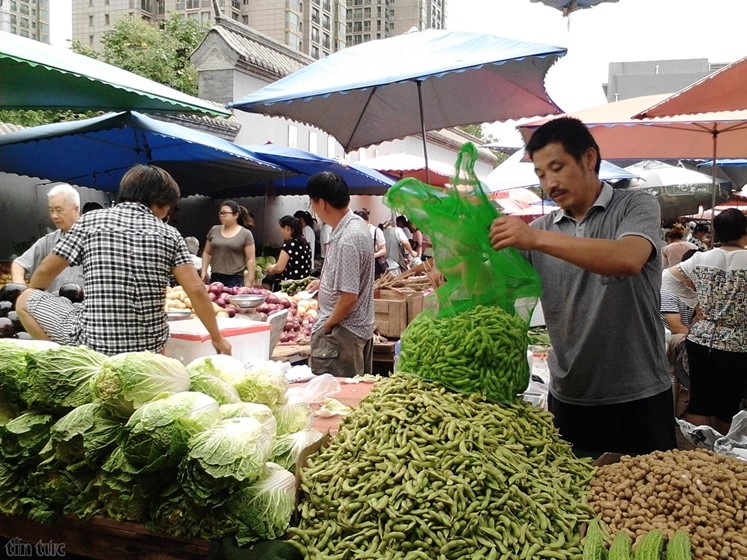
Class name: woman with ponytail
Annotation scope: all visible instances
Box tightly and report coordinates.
[201,200,256,287]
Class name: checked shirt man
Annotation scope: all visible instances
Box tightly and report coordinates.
[17,165,231,357]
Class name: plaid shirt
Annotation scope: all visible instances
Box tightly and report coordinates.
[54,202,192,355]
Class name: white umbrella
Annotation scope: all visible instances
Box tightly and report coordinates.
[483,150,637,193]
[624,160,731,221]
[358,153,454,187]
[230,29,566,183]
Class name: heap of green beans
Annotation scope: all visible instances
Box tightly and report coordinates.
[397,304,530,403]
[287,374,596,559]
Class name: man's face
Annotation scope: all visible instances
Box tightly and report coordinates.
[532,142,599,218]
[48,194,80,232]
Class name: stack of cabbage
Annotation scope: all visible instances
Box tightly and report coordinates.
[0,339,322,545]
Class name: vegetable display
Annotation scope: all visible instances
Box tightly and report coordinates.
[397,304,530,402]
[588,449,747,560]
[0,345,302,546]
[288,373,596,559]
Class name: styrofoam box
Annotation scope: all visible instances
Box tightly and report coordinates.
[164,316,271,365]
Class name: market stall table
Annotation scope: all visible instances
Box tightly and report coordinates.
[272,343,310,364]
[306,379,376,434]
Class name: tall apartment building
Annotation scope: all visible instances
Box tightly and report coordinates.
[0,0,50,43]
[346,0,446,46]
[71,0,443,56]
[71,0,345,59]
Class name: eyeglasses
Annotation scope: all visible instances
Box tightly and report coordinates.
[218,211,235,216]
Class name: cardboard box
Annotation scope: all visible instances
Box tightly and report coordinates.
[373,288,427,338]
[164,316,270,365]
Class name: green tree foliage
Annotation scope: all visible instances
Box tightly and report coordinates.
[100,14,206,96]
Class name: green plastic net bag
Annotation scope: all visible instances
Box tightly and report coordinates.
[384,142,542,402]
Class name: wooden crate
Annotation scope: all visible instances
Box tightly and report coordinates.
[373,297,408,338]
[0,514,213,560]
[374,289,426,338]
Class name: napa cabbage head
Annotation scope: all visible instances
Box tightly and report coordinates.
[208,462,297,545]
[24,345,107,410]
[178,417,273,507]
[120,391,221,471]
[92,352,190,417]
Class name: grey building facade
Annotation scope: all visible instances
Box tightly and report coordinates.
[604,58,728,102]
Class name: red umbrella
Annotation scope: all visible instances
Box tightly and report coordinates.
[518,95,747,210]
[633,56,747,118]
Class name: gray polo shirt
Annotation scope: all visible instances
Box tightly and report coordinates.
[315,211,375,340]
[527,183,670,405]
[14,229,85,294]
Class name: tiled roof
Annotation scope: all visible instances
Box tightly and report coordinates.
[211,19,312,80]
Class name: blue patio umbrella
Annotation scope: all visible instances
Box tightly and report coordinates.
[0,111,292,197]
[229,29,566,183]
[237,143,395,196]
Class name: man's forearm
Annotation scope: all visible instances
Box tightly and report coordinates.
[532,230,652,277]
[10,261,27,283]
[29,255,69,290]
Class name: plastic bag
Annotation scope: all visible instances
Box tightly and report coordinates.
[285,373,340,405]
[384,143,542,402]
[383,142,541,321]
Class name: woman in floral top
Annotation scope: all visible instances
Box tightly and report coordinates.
[663,208,747,435]
[264,215,312,291]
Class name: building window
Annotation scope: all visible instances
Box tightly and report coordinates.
[89,35,94,46]
[105,14,110,25]
[186,0,199,8]
[88,15,94,26]
[288,126,298,149]
[203,11,213,24]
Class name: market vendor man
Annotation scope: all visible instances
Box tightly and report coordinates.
[306,171,375,376]
[11,183,85,293]
[16,164,231,357]
[489,117,676,455]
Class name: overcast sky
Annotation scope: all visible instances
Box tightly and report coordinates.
[49,1,747,146]
[447,0,747,144]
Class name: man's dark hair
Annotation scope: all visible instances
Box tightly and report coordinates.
[526,116,602,174]
[354,209,369,221]
[82,201,104,214]
[306,171,350,209]
[693,223,710,235]
[713,208,747,244]
[118,164,180,208]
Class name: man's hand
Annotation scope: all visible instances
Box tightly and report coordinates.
[307,279,320,293]
[211,336,232,355]
[489,216,538,251]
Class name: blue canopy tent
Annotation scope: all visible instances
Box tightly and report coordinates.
[0,31,230,117]
[237,143,395,196]
[0,111,289,197]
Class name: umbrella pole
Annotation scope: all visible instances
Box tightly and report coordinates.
[710,129,718,215]
[417,81,431,185]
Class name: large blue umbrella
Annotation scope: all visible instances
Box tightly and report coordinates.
[239,143,395,196]
[229,29,566,181]
[0,111,292,197]
[0,31,230,117]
